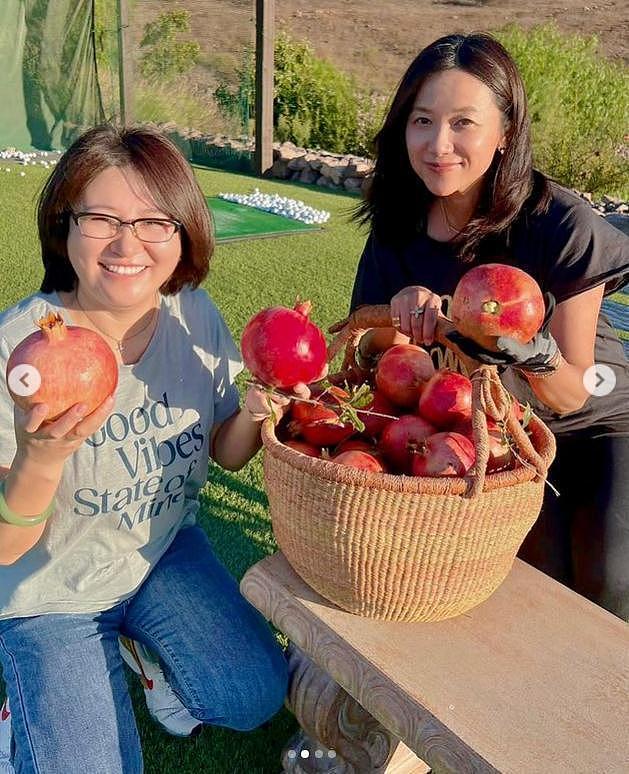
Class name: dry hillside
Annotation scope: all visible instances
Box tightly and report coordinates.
[130,0,628,97]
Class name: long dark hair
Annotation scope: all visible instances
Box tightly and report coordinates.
[355,32,551,260]
[38,124,213,294]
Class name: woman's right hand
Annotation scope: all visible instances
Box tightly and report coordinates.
[390,286,444,346]
[13,395,115,470]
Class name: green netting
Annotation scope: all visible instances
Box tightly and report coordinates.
[208,198,320,243]
[0,0,104,151]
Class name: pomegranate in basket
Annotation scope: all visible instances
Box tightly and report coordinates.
[411,432,476,478]
[289,385,354,447]
[375,343,435,408]
[418,370,473,429]
[333,450,385,473]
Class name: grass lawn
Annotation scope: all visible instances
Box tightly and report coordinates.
[0,163,366,773]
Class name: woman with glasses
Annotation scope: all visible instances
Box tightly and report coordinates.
[347,33,629,621]
[0,125,302,773]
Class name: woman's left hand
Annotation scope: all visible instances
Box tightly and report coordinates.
[244,382,311,423]
[390,285,445,345]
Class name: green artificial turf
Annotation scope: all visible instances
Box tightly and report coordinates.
[207,196,320,242]
[0,164,365,774]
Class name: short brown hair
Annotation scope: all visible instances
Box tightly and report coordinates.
[38,124,213,294]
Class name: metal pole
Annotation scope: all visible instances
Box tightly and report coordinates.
[254,0,275,175]
[116,0,133,124]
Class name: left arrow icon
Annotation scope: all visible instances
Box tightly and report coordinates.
[7,365,42,397]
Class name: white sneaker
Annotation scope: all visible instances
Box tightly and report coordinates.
[0,698,14,774]
[118,636,202,738]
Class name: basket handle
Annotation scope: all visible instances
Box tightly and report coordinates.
[327,304,479,376]
[326,304,550,497]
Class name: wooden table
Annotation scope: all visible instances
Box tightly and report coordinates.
[240,552,629,773]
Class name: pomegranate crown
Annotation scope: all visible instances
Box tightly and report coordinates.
[36,312,67,341]
[293,297,313,317]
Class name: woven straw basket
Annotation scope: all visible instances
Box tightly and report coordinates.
[262,310,557,623]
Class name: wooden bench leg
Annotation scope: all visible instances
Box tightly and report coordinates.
[281,643,429,773]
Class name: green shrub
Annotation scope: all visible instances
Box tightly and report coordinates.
[273,32,362,153]
[216,32,380,155]
[139,9,200,81]
[497,24,629,198]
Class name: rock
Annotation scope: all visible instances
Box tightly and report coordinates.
[347,159,374,177]
[316,175,338,189]
[278,141,307,162]
[319,159,347,186]
[271,158,291,179]
[344,176,364,192]
[299,167,319,184]
[287,155,309,171]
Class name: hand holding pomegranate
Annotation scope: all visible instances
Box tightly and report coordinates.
[244,382,311,423]
[448,290,561,374]
[12,394,115,470]
[390,285,444,346]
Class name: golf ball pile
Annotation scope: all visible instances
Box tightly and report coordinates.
[0,148,57,169]
[219,189,330,225]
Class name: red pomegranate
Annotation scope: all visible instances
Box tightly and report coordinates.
[333,450,385,472]
[375,344,435,408]
[451,263,545,350]
[411,432,476,477]
[418,370,473,428]
[360,391,400,438]
[241,300,327,388]
[379,414,436,473]
[452,416,513,473]
[283,439,322,458]
[289,386,354,447]
[6,313,118,422]
[333,438,377,456]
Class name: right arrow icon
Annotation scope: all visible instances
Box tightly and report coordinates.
[583,364,617,397]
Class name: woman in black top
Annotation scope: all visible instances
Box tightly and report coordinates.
[350,33,629,620]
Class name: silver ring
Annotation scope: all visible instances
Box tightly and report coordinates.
[391,315,401,326]
[411,306,425,319]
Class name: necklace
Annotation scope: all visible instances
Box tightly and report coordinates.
[439,197,464,235]
[73,291,160,354]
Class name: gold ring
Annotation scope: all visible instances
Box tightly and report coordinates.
[411,306,425,319]
[391,315,401,326]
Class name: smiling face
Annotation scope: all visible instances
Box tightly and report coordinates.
[66,165,182,312]
[405,69,507,202]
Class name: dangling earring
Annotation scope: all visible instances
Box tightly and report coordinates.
[498,146,506,155]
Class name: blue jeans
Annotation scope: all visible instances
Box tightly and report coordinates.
[0,526,289,773]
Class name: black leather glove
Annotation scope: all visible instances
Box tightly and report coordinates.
[446,293,560,374]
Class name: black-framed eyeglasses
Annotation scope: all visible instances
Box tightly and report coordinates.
[71,212,182,243]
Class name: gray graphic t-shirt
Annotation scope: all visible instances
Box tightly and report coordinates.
[0,287,242,618]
